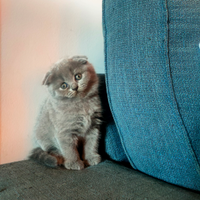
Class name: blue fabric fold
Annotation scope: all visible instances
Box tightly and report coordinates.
[103,0,200,191]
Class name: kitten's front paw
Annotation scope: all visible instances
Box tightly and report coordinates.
[86,154,101,166]
[64,160,84,170]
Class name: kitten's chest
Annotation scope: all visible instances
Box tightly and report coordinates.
[60,100,93,117]
[49,100,94,132]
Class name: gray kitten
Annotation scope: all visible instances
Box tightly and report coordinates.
[29,56,102,170]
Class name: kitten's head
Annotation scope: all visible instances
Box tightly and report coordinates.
[42,56,98,100]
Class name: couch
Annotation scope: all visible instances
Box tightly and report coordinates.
[103,0,200,192]
[0,0,200,199]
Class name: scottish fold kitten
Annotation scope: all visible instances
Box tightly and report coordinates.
[29,56,102,170]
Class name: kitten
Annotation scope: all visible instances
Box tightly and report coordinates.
[29,56,102,170]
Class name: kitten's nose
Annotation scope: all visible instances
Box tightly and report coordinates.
[71,83,78,91]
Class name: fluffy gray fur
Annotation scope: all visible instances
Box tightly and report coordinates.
[29,56,102,170]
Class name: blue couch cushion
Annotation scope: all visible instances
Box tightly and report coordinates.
[103,0,200,191]
[105,120,129,162]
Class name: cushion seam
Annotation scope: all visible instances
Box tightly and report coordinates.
[165,0,200,168]
[102,0,137,169]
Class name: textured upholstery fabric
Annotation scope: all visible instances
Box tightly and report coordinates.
[168,1,200,165]
[103,0,200,191]
[1,160,200,199]
[105,120,129,162]
[98,74,129,162]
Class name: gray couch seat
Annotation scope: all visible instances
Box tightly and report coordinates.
[0,159,200,200]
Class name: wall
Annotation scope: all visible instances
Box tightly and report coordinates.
[0,0,104,164]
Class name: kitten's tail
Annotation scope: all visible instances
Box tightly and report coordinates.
[29,147,64,168]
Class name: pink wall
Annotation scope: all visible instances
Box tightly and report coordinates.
[1,0,104,164]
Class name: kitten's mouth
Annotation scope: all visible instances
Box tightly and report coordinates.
[66,91,77,98]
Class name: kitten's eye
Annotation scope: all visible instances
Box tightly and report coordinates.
[60,82,68,89]
[75,73,82,80]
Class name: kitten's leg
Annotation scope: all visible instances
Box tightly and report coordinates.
[84,128,101,166]
[34,135,64,167]
[29,147,58,168]
[47,147,64,166]
[57,132,84,170]
[34,127,58,167]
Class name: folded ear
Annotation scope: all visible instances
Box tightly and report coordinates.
[69,55,88,64]
[42,71,53,85]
